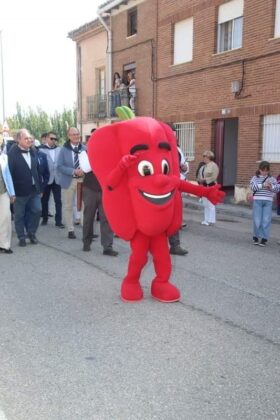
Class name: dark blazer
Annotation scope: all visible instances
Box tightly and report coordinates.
[8,145,43,196]
[36,149,50,190]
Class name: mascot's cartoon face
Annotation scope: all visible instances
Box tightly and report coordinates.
[88,117,182,240]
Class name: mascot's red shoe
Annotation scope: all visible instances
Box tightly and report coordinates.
[121,280,143,302]
[151,281,180,303]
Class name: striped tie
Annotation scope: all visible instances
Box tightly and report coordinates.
[73,147,79,169]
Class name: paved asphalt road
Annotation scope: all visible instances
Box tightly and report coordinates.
[0,201,280,420]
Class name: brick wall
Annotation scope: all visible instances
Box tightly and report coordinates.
[154,0,280,183]
[74,0,280,185]
[111,0,157,116]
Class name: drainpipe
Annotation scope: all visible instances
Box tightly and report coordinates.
[77,45,83,139]
[97,12,112,121]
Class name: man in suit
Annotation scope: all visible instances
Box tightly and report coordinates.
[168,124,188,256]
[8,129,43,246]
[40,132,64,228]
[79,134,118,256]
[57,127,85,239]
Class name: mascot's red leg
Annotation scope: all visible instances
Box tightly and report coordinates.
[150,233,180,303]
[121,231,150,302]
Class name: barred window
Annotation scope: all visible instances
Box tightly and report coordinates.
[262,114,280,162]
[174,122,195,161]
[87,96,94,120]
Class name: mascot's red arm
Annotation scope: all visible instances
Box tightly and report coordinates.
[178,180,225,205]
[106,155,137,190]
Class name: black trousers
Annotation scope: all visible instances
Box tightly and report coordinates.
[41,181,62,225]
[82,186,113,250]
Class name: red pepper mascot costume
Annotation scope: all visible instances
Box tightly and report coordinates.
[88,116,224,303]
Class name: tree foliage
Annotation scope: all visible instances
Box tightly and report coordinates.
[7,103,77,143]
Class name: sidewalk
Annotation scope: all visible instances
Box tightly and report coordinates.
[183,195,280,224]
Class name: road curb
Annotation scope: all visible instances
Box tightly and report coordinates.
[183,196,280,224]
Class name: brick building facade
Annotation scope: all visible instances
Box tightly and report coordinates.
[70,0,280,199]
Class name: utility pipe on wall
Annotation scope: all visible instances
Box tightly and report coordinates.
[97,12,112,119]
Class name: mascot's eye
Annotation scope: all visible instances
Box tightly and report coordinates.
[138,160,154,176]
[161,159,169,175]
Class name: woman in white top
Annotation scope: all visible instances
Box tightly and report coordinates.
[197,150,219,226]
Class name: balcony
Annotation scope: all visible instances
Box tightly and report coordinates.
[86,89,137,121]
[87,95,107,120]
[108,88,137,118]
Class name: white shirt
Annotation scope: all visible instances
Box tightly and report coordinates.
[19,147,35,184]
[79,150,92,173]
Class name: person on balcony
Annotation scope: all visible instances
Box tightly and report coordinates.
[112,72,122,115]
[120,73,130,107]
[127,71,136,112]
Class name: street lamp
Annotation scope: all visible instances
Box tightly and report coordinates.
[0,29,5,124]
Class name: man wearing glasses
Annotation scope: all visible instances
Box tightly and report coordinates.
[8,128,43,246]
[57,127,85,239]
[40,132,64,228]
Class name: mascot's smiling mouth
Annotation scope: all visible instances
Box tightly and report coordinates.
[139,189,175,205]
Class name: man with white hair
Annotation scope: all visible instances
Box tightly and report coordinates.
[8,129,43,246]
[57,127,85,238]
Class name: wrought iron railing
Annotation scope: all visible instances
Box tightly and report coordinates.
[87,94,107,120]
[86,89,137,120]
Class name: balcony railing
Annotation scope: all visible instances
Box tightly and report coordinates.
[86,89,137,121]
[87,95,107,120]
[108,87,137,118]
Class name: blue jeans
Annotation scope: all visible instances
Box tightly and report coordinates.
[14,193,42,240]
[252,199,272,240]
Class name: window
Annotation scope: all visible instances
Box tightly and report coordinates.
[87,96,94,120]
[275,0,280,37]
[127,7,137,36]
[217,0,243,53]
[97,68,105,96]
[173,18,193,65]
[174,122,195,161]
[77,46,82,111]
[262,114,280,161]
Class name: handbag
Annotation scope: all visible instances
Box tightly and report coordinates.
[247,176,269,205]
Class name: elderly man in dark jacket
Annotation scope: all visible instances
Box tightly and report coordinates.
[8,129,43,246]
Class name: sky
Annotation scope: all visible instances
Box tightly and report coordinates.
[0,0,105,123]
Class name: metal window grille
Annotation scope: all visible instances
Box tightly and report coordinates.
[87,95,107,120]
[87,96,94,120]
[262,114,280,162]
[174,122,195,161]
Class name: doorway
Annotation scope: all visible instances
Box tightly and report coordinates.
[214,118,238,189]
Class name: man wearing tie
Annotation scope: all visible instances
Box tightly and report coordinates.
[40,131,64,228]
[57,127,85,239]
[8,129,43,247]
